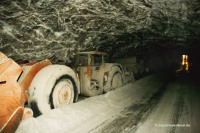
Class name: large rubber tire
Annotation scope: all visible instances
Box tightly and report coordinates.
[104,66,123,93]
[28,65,79,117]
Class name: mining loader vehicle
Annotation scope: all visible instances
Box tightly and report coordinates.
[0,51,129,133]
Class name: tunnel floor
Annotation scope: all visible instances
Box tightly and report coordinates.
[16,74,200,133]
[94,78,200,133]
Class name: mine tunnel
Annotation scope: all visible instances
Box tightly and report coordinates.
[0,0,200,133]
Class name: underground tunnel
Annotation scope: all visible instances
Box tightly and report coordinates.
[0,0,200,133]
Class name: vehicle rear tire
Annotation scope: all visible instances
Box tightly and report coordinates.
[28,65,79,117]
[111,72,123,89]
[104,66,123,93]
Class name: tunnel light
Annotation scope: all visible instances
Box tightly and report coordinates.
[182,54,189,73]
[182,55,186,65]
[176,55,189,74]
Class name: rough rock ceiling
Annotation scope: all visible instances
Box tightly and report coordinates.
[0,0,199,64]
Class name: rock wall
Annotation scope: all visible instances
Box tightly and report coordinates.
[0,0,199,64]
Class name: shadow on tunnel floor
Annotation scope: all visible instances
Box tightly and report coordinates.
[153,69,200,87]
[174,69,200,87]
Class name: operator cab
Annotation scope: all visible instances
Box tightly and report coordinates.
[75,51,106,67]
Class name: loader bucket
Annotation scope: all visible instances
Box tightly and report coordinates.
[0,52,24,133]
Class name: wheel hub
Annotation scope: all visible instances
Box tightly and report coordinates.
[52,80,74,108]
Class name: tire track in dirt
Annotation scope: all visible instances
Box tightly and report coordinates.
[170,94,185,133]
[93,84,168,133]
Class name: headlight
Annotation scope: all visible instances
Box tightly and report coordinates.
[91,80,99,90]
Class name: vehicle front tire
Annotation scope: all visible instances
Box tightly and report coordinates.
[28,65,79,117]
